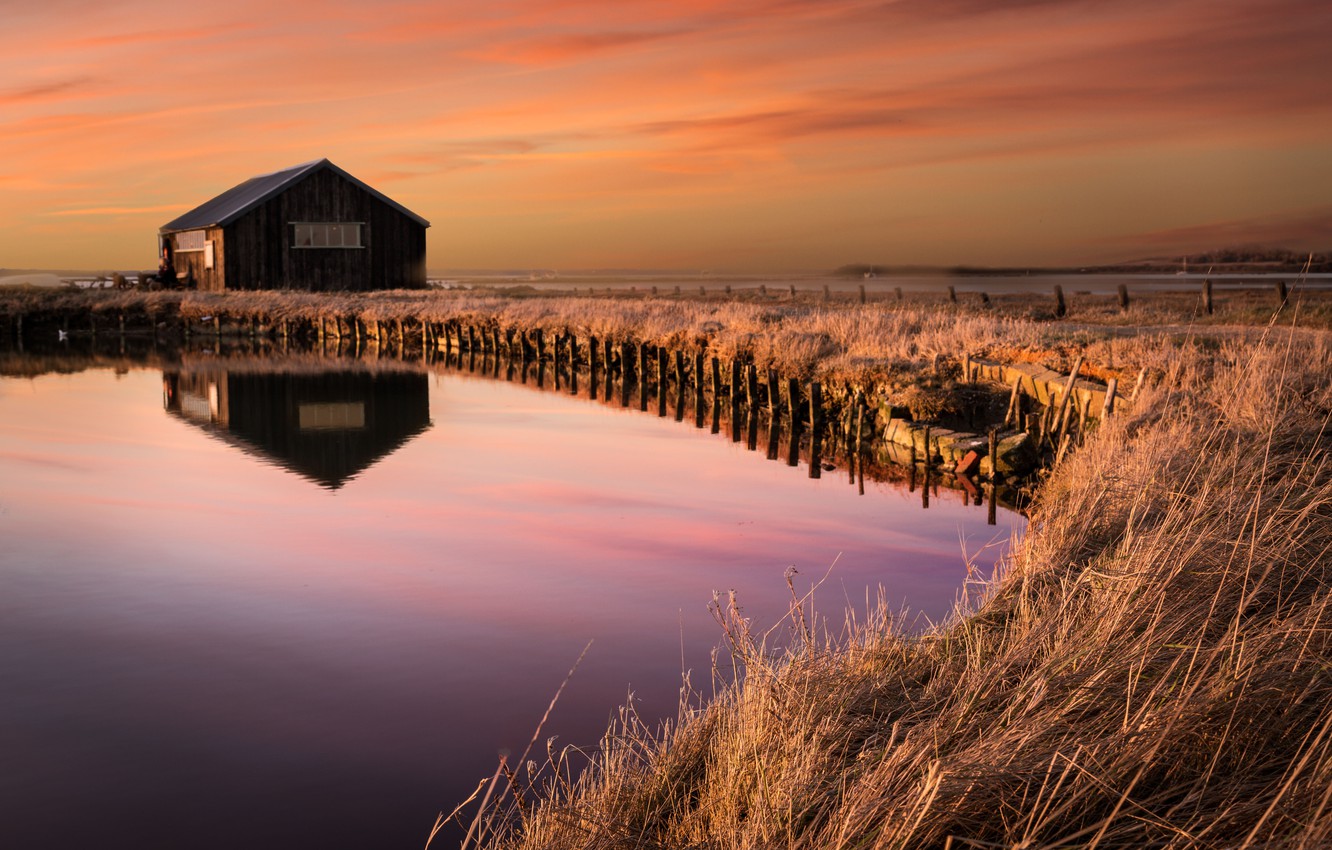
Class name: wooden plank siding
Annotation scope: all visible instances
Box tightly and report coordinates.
[220,169,425,292]
[171,227,226,292]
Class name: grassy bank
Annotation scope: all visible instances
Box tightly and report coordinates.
[6,285,1332,846]
[449,324,1332,847]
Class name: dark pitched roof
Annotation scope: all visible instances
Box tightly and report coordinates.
[160,158,430,233]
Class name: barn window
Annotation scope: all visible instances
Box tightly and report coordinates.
[292,223,364,249]
[175,230,206,252]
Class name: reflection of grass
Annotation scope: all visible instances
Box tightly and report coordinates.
[460,329,1332,849]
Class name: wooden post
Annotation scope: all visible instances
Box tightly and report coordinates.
[859,283,866,304]
[674,350,685,388]
[786,378,801,467]
[894,286,903,301]
[730,358,742,403]
[823,284,831,302]
[1053,285,1067,318]
[789,284,796,298]
[536,328,547,360]
[711,356,722,398]
[694,352,705,393]
[947,285,957,304]
[963,353,972,383]
[745,363,758,407]
[768,368,780,415]
[1004,374,1022,427]
[1117,283,1130,311]
[760,283,767,296]
[1052,354,1085,443]
[1277,279,1289,305]
[657,345,668,393]
[922,426,932,467]
[1202,278,1213,315]
[700,285,706,296]
[588,336,599,373]
[980,291,990,306]
[1101,377,1118,420]
[809,380,822,432]
[725,284,732,295]
[987,428,999,482]
[1077,394,1091,442]
[604,337,614,373]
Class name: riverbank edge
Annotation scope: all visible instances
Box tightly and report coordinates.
[6,288,1332,847]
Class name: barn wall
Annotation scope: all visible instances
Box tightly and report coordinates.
[170,226,226,291]
[222,169,426,292]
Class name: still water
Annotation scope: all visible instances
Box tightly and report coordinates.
[0,355,1023,849]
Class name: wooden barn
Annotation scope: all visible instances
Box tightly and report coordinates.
[159,159,429,292]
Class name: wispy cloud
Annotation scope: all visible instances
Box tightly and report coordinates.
[42,204,189,217]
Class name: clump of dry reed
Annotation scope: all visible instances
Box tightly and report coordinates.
[459,326,1332,849]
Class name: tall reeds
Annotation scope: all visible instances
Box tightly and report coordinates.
[461,328,1332,848]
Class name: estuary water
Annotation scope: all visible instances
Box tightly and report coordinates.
[0,354,1024,849]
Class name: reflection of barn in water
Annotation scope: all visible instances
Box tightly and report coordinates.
[163,368,431,489]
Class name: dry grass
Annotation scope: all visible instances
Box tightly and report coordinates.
[456,320,1332,849]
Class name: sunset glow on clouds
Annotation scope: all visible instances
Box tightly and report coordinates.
[2,0,1330,270]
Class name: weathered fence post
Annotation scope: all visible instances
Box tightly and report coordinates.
[859,283,866,304]
[948,285,957,304]
[1117,283,1130,312]
[1053,285,1067,318]
[1276,279,1289,305]
[1101,377,1118,420]
[1202,278,1213,315]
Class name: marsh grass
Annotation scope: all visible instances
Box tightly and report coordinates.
[454,325,1332,849]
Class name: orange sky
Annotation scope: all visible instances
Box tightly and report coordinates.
[2,0,1330,271]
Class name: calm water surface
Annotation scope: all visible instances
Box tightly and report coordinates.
[0,358,1023,849]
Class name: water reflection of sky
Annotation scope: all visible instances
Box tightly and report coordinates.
[0,366,1023,849]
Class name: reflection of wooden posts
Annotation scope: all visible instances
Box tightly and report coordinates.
[921,426,931,509]
[588,335,599,374]
[1202,279,1213,315]
[639,343,650,411]
[786,378,801,467]
[854,393,866,496]
[1117,283,1130,311]
[1277,280,1289,306]
[747,408,758,450]
[1054,285,1067,318]
[657,348,668,417]
[1101,377,1118,420]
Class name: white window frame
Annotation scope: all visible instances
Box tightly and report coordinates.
[291,222,365,249]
